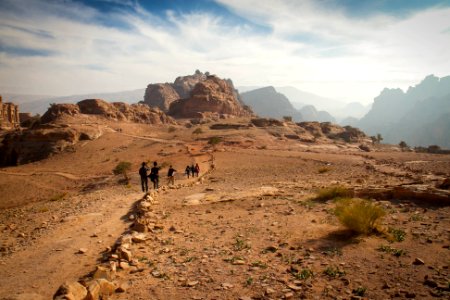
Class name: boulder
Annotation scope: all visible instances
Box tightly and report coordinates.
[41,104,80,124]
[53,281,87,300]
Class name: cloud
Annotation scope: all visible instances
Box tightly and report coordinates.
[0,0,449,104]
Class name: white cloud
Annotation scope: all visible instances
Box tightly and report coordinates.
[0,0,449,104]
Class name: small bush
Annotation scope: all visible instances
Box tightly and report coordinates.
[353,287,367,296]
[377,245,405,257]
[192,128,203,135]
[208,136,222,145]
[388,227,406,242]
[290,268,313,280]
[323,266,345,277]
[314,186,352,201]
[334,198,385,234]
[113,161,132,183]
[49,193,67,202]
[168,126,176,133]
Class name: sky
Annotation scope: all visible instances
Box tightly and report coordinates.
[0,0,449,104]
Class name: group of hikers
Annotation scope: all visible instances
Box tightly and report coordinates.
[138,161,200,193]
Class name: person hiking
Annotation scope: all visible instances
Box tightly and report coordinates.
[149,161,161,190]
[194,163,200,177]
[190,164,195,177]
[139,162,149,193]
[167,165,176,185]
[185,165,191,178]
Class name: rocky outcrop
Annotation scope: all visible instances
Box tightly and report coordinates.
[41,99,175,125]
[144,70,207,111]
[0,95,20,130]
[0,124,98,166]
[168,75,253,119]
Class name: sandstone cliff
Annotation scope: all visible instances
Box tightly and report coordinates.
[0,95,20,130]
[168,75,253,119]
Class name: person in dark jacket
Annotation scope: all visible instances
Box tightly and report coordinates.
[139,162,149,193]
[194,163,200,177]
[149,161,161,190]
[185,165,191,178]
[168,165,176,185]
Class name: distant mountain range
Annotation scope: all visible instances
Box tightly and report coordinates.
[240,87,303,121]
[1,89,145,115]
[358,74,450,148]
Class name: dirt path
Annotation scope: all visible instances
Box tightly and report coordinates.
[0,170,109,180]
[0,188,142,299]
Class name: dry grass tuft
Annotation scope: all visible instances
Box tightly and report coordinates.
[314,186,352,201]
[334,198,386,234]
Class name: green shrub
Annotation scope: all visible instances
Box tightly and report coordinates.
[323,266,345,277]
[113,161,132,183]
[388,227,406,242]
[377,245,405,257]
[353,287,366,296]
[334,198,385,234]
[208,136,222,145]
[192,128,203,134]
[314,186,352,201]
[291,268,313,280]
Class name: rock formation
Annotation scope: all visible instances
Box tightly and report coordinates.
[144,70,207,111]
[299,105,336,123]
[0,95,20,129]
[168,75,253,119]
[41,99,175,125]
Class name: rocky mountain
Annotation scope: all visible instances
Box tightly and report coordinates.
[299,105,336,123]
[240,86,303,121]
[168,75,253,119]
[358,75,450,148]
[1,89,145,115]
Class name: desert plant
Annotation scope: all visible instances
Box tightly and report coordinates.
[113,161,132,183]
[323,266,345,277]
[168,126,176,133]
[376,133,383,144]
[388,227,406,242]
[399,141,408,149]
[283,116,292,122]
[290,268,313,280]
[208,136,222,145]
[353,287,367,296]
[334,198,385,234]
[377,245,405,257]
[314,186,352,201]
[192,128,203,135]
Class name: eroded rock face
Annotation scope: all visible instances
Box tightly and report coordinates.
[41,99,175,125]
[0,95,20,130]
[168,75,253,119]
[0,124,85,166]
[143,84,180,112]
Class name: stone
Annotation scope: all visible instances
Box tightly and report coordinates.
[93,266,114,281]
[0,95,20,130]
[413,258,425,265]
[78,248,88,254]
[131,232,147,243]
[186,280,199,287]
[284,292,294,299]
[119,261,130,270]
[222,282,234,289]
[53,281,87,300]
[118,246,132,262]
[86,279,116,300]
[232,259,245,265]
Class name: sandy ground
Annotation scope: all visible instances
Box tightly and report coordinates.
[0,120,449,299]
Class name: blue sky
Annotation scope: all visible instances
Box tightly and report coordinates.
[1,0,449,103]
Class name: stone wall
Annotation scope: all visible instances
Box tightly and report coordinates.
[0,95,20,129]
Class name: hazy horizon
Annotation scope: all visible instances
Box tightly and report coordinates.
[1,0,450,104]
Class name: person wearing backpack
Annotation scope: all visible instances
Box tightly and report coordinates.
[167,165,176,185]
[194,163,200,177]
[139,162,149,193]
[149,161,161,190]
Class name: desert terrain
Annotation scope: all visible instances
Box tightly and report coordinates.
[0,117,449,300]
